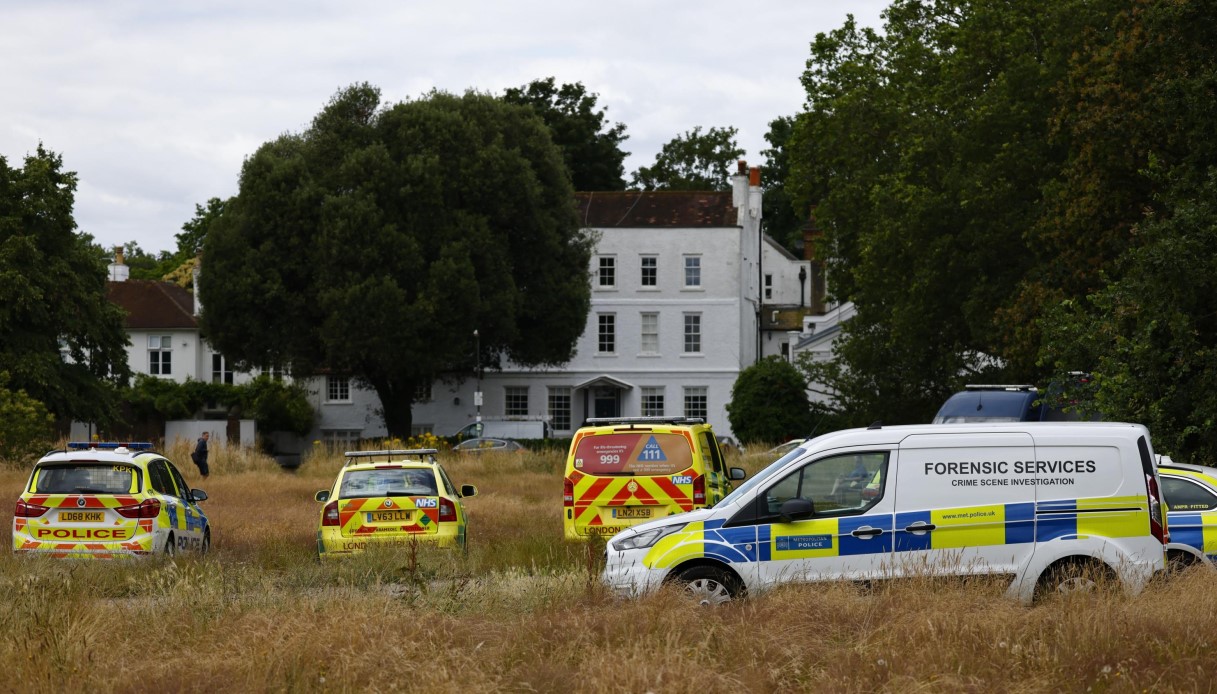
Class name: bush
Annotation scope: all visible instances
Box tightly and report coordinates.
[0,371,54,465]
[726,356,815,445]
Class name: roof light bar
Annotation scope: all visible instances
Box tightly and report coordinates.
[343,449,439,466]
[67,442,154,451]
[584,416,706,426]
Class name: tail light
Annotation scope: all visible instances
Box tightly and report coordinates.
[439,497,457,523]
[1146,474,1167,544]
[321,500,340,527]
[116,498,161,519]
[693,475,706,505]
[563,478,574,507]
[15,499,49,518]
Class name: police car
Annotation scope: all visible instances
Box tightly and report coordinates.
[1156,458,1217,567]
[12,442,210,557]
[314,449,477,557]
[604,423,1168,604]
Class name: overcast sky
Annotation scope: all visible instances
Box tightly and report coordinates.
[2,1,889,255]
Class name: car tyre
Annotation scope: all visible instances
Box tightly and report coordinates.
[1035,559,1113,601]
[164,532,176,557]
[201,528,211,555]
[676,565,742,606]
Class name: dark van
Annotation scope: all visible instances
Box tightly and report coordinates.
[932,383,1098,424]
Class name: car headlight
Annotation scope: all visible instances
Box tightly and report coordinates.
[611,523,688,551]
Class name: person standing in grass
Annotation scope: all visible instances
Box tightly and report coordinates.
[192,431,211,479]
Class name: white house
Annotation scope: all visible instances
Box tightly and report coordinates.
[319,163,818,443]
[98,164,839,446]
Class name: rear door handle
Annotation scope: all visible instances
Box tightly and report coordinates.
[851,526,883,538]
[904,522,936,533]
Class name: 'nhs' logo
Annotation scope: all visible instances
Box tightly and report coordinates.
[671,475,693,485]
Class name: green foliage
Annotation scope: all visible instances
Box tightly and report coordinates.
[630,126,745,191]
[0,145,131,424]
[760,116,804,253]
[726,357,815,444]
[1039,170,1217,463]
[502,78,629,191]
[200,84,593,438]
[0,371,54,464]
[790,0,1217,458]
[177,197,227,258]
[123,374,313,437]
[240,375,314,436]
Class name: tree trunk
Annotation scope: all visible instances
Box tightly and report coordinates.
[368,376,415,441]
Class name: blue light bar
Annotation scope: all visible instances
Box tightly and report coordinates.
[67,442,154,451]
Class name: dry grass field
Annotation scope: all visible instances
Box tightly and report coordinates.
[1,442,1215,693]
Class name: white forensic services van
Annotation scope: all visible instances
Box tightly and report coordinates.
[603,422,1168,604]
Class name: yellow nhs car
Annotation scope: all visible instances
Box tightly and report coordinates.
[315,449,477,557]
[13,442,210,557]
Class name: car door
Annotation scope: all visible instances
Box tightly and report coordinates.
[731,449,895,589]
[165,460,206,552]
[1160,473,1217,562]
[892,432,1036,577]
[698,431,731,504]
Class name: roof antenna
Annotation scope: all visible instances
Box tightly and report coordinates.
[868,421,882,430]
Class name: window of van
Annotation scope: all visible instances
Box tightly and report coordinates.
[762,452,888,518]
[572,432,694,476]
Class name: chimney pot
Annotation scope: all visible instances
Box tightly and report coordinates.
[737,160,747,174]
[749,166,761,187]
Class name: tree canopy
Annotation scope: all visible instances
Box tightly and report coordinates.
[199,84,593,438]
[0,146,131,425]
[792,0,1217,461]
[502,77,629,191]
[631,126,745,191]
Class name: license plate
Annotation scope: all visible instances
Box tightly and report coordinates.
[59,511,103,522]
[613,507,652,519]
[366,510,412,523]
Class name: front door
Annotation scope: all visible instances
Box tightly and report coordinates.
[594,388,620,418]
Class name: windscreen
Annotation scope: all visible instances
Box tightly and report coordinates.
[339,468,437,498]
[35,464,137,494]
[933,391,1033,423]
[572,432,694,475]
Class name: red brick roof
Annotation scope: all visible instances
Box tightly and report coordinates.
[107,280,197,329]
[574,191,737,228]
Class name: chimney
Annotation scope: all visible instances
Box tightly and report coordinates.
[747,166,762,219]
[731,159,749,210]
[107,246,129,282]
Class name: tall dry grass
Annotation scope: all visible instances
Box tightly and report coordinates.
[1,444,1214,692]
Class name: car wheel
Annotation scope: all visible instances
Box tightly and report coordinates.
[1035,559,1112,601]
[164,532,176,557]
[676,565,742,606]
[201,528,211,555]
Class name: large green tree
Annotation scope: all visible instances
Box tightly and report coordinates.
[0,146,131,426]
[199,84,593,438]
[502,77,629,191]
[1037,0,1217,462]
[788,1,1103,424]
[631,126,745,191]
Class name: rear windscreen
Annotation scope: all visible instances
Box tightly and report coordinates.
[572,432,694,476]
[35,464,136,494]
[339,468,437,498]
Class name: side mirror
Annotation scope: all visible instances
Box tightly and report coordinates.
[315,490,330,502]
[460,484,478,498]
[729,467,747,481]
[779,498,815,523]
[190,489,208,502]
